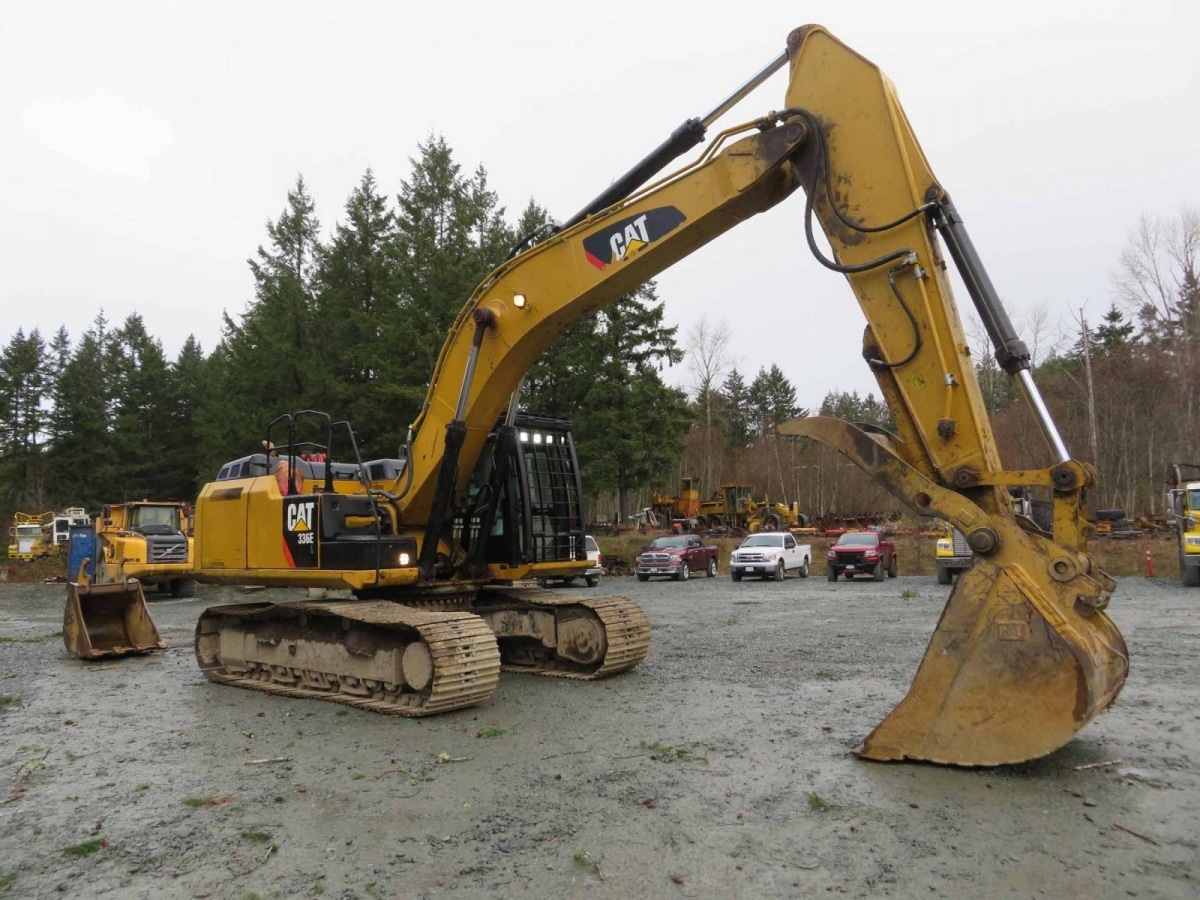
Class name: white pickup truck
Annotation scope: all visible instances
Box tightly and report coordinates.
[729,532,812,582]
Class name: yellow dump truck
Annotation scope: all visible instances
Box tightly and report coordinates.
[93,501,196,597]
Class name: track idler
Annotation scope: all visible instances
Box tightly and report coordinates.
[474,588,652,679]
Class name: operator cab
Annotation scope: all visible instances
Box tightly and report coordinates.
[457,415,586,571]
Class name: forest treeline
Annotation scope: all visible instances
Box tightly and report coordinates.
[683,207,1199,520]
[0,134,1195,526]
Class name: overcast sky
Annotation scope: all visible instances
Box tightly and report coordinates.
[2,0,1197,413]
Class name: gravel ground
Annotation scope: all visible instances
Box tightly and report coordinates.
[0,573,1197,899]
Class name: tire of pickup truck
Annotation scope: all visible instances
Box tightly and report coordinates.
[887,555,898,578]
[637,573,649,582]
[731,570,742,582]
[773,561,785,582]
[586,575,599,587]
[675,563,689,582]
[798,559,809,578]
[827,567,838,582]
[707,558,717,577]
[872,561,885,581]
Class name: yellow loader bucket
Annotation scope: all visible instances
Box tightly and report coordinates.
[63,576,166,660]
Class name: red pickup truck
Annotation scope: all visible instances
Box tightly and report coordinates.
[826,531,897,582]
[635,534,719,581]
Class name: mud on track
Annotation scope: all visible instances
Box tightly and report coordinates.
[0,575,1197,899]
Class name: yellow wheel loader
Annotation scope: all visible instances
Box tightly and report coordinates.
[190,24,1126,766]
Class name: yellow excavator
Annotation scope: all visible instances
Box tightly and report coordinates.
[186,24,1126,766]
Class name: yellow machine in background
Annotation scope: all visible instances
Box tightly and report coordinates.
[651,477,702,524]
[92,501,195,597]
[36,507,91,559]
[190,24,1126,766]
[62,501,191,661]
[697,483,755,530]
[745,496,809,534]
[1166,463,1200,586]
[7,512,49,559]
[934,520,973,585]
[7,508,91,560]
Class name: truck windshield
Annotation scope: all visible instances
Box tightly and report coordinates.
[739,534,782,547]
[835,533,878,547]
[649,536,687,549]
[130,506,180,534]
[1189,489,1200,514]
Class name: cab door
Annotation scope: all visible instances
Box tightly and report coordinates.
[784,534,798,569]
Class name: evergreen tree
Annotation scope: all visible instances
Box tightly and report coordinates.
[165,336,208,499]
[217,176,322,447]
[819,389,893,431]
[44,314,116,507]
[525,282,690,520]
[105,315,176,500]
[748,364,801,435]
[394,136,514,396]
[0,328,50,508]
[312,169,411,456]
[1093,302,1136,354]
[718,368,754,453]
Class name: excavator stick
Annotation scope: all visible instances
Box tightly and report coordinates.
[63,572,166,660]
[781,417,1129,766]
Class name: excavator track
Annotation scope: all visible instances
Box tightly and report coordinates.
[474,588,651,679]
[194,600,501,716]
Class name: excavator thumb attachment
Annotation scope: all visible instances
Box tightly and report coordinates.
[781,416,1128,766]
[64,572,166,660]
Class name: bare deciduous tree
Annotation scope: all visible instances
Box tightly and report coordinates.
[684,315,734,494]
[1112,207,1200,450]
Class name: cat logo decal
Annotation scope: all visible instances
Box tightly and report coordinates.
[583,207,686,269]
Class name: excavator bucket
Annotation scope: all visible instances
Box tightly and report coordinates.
[63,576,166,660]
[857,557,1128,766]
[780,416,1128,766]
